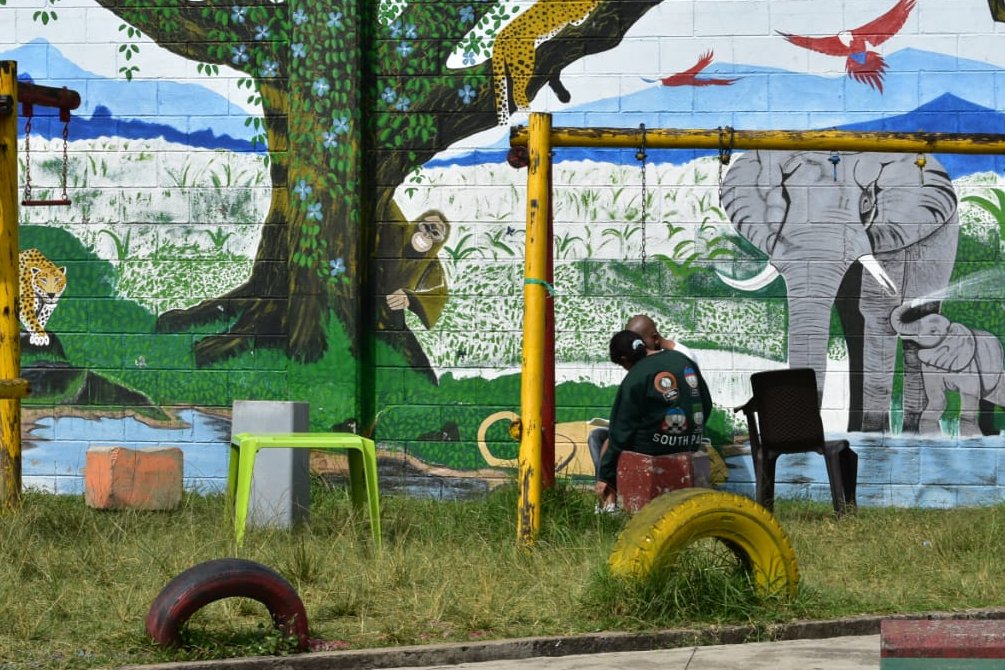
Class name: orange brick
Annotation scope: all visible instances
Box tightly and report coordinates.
[617,450,711,513]
[85,446,183,511]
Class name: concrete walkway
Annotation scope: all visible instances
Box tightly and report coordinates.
[123,609,1005,670]
[379,635,880,670]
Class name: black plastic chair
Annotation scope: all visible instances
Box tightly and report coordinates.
[734,368,857,515]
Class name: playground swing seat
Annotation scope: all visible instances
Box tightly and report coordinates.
[20,97,74,207]
[733,367,858,516]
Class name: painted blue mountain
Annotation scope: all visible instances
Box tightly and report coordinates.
[427,48,1005,179]
[840,95,1005,177]
[1,39,261,152]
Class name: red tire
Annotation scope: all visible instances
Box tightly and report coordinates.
[145,558,309,651]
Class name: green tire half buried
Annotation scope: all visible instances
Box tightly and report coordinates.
[608,488,800,598]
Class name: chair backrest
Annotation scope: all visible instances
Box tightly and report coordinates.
[748,368,826,450]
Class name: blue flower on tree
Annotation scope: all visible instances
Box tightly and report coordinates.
[332,116,350,135]
[254,25,271,40]
[230,6,247,23]
[381,87,397,103]
[292,43,307,58]
[261,59,279,77]
[460,5,475,23]
[462,51,476,66]
[323,130,339,149]
[390,20,403,38]
[396,42,413,57]
[327,11,343,28]
[292,8,308,25]
[313,78,331,96]
[458,84,477,104]
[329,258,346,277]
[395,97,411,112]
[231,45,249,64]
[404,23,418,39]
[293,179,313,201]
[306,202,323,221]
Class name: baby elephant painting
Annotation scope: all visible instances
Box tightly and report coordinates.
[890,302,1005,435]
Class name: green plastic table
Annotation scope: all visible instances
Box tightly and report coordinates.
[228,432,381,547]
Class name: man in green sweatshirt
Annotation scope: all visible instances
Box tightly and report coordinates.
[596,330,713,509]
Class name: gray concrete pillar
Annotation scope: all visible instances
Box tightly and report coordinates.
[231,400,310,529]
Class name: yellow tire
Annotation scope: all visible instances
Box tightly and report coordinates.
[609,488,799,598]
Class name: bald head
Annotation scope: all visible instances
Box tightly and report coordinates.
[626,314,662,351]
[627,314,654,332]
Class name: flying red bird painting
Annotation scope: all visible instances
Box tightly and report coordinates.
[777,0,916,93]
[643,51,739,87]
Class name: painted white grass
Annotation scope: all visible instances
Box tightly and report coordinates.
[398,154,774,382]
[396,156,735,266]
[18,137,269,312]
[399,158,1000,437]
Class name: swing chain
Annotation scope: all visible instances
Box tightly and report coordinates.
[21,103,73,207]
[60,112,70,202]
[22,106,33,204]
[637,123,647,267]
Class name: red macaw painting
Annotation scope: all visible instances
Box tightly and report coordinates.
[642,50,739,87]
[778,0,916,93]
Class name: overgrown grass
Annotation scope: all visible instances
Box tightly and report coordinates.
[2,484,1004,669]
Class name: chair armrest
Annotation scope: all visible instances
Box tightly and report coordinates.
[733,398,753,414]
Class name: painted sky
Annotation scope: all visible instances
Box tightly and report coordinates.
[0,41,261,150]
[430,47,1005,180]
[449,0,1002,149]
[3,0,254,111]
[4,0,1003,165]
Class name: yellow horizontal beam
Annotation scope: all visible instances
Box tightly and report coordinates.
[0,379,30,400]
[510,125,1005,155]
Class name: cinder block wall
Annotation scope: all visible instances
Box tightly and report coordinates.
[10,0,1005,506]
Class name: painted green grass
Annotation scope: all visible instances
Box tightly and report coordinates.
[18,218,996,469]
[1,486,1003,669]
[17,221,738,469]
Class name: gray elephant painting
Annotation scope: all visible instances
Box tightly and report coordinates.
[891,302,1005,436]
[719,151,960,433]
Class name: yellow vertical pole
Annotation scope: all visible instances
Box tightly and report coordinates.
[517,112,551,548]
[0,62,21,509]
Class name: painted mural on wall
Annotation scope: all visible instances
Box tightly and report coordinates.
[6,0,1005,505]
[718,150,960,435]
[379,0,1005,499]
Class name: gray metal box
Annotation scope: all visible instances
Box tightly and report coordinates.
[231,400,310,529]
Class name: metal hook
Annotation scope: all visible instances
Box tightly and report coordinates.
[635,123,647,162]
[717,125,734,188]
[717,125,734,166]
[829,152,841,181]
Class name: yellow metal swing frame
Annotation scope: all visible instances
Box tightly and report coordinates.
[0,61,81,508]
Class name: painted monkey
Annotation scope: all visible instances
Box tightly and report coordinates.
[374,203,451,381]
[384,210,449,325]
